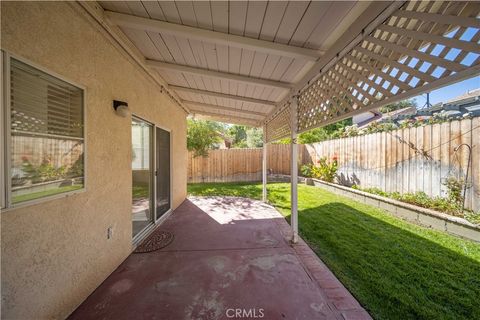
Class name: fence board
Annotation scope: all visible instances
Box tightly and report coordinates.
[187,118,479,211]
[471,117,480,211]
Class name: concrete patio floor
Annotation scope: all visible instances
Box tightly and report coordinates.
[69,197,370,320]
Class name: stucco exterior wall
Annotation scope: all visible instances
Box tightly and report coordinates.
[1,2,187,319]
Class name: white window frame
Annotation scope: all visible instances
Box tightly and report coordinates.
[1,51,87,210]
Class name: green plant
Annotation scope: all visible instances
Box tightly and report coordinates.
[311,157,338,183]
[300,164,313,178]
[379,99,417,113]
[361,187,388,197]
[227,125,247,147]
[34,162,66,183]
[464,211,480,225]
[354,186,465,217]
[19,157,69,184]
[428,111,449,125]
[245,127,263,147]
[298,119,353,144]
[67,154,84,178]
[442,176,464,207]
[187,119,223,157]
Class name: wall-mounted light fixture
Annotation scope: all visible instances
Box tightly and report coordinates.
[113,100,129,117]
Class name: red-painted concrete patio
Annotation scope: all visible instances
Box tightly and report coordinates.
[69,197,370,320]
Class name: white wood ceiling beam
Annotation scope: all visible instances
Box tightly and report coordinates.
[190,110,261,126]
[183,101,267,117]
[147,60,292,90]
[194,115,259,127]
[170,86,276,107]
[105,11,322,61]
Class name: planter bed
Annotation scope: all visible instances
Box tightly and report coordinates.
[309,178,480,243]
[12,177,83,196]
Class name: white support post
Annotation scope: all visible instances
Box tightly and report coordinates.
[262,126,267,202]
[290,97,299,244]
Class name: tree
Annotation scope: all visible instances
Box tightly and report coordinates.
[246,127,263,147]
[271,118,353,145]
[379,99,417,113]
[187,119,223,157]
[273,137,291,144]
[227,125,247,147]
[298,128,330,144]
[297,118,353,144]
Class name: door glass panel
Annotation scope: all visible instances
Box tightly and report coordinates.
[132,118,153,238]
[156,127,170,219]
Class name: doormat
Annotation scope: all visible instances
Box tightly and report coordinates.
[134,230,174,253]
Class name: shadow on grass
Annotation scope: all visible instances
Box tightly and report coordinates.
[299,202,480,320]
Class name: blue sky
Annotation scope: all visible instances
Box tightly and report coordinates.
[411,26,479,107]
[413,75,480,107]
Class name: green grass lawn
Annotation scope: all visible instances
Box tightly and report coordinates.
[12,184,83,204]
[133,183,149,200]
[188,182,480,320]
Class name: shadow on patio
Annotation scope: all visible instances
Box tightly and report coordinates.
[68,197,369,320]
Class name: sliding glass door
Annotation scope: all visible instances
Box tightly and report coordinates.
[155,127,170,219]
[131,118,153,238]
[131,120,171,240]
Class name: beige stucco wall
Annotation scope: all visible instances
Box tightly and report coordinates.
[1,1,187,319]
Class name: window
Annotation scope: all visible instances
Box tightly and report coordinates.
[2,53,85,208]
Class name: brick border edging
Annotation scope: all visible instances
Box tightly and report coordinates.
[309,178,480,243]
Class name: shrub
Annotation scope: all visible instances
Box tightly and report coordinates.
[300,164,313,178]
[20,158,68,184]
[354,187,465,217]
[442,176,464,206]
[464,211,480,225]
[67,154,84,178]
[187,119,222,157]
[312,157,338,183]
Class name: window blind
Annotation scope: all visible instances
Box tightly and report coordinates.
[10,58,83,138]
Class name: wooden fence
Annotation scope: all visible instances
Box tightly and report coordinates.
[11,133,84,168]
[188,117,479,212]
[188,144,309,183]
[305,117,479,212]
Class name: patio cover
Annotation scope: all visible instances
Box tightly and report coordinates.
[80,1,479,134]
[265,1,480,142]
[80,1,390,126]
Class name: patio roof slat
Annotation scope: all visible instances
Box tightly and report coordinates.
[393,6,479,29]
[272,1,480,137]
